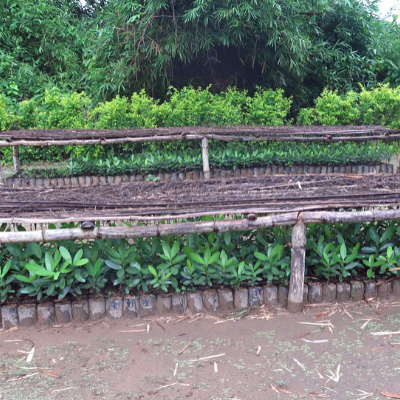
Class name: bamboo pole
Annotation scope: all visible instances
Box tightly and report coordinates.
[301,209,400,223]
[13,146,20,174]
[0,205,330,225]
[201,137,211,179]
[1,133,400,147]
[288,219,306,313]
[4,209,400,243]
[397,140,400,173]
[0,126,393,140]
[0,151,3,187]
[0,213,299,243]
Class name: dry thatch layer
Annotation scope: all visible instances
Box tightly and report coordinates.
[0,174,399,223]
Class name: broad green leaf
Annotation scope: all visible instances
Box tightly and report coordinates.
[105,260,122,270]
[59,246,72,263]
[148,265,157,277]
[340,244,347,261]
[191,253,205,265]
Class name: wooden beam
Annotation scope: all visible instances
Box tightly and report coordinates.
[0,149,3,187]
[288,219,306,313]
[301,209,400,223]
[0,213,299,243]
[13,146,20,174]
[201,137,210,179]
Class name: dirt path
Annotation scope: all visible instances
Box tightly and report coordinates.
[1,303,400,400]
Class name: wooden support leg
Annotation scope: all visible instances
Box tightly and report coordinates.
[0,149,4,187]
[201,137,211,179]
[397,140,400,173]
[288,219,306,313]
[13,146,20,174]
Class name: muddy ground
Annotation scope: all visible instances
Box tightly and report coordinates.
[1,303,400,400]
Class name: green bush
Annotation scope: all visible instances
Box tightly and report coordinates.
[245,88,292,125]
[358,84,400,128]
[298,84,400,128]
[298,89,360,126]
[34,88,91,129]
[158,86,246,127]
[0,95,8,131]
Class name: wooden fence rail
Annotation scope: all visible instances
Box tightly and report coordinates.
[1,208,400,313]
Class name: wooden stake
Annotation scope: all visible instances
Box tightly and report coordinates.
[0,149,4,187]
[13,146,20,174]
[397,139,400,173]
[201,137,210,179]
[288,218,306,313]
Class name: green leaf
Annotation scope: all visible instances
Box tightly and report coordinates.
[73,249,84,265]
[16,274,34,283]
[25,263,53,277]
[28,243,42,259]
[369,227,379,245]
[45,252,54,272]
[254,251,268,261]
[171,242,180,259]
[340,243,347,261]
[74,270,85,283]
[162,242,171,260]
[105,260,122,270]
[191,253,205,265]
[148,265,157,277]
[59,246,72,263]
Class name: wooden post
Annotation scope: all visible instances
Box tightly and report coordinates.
[13,146,20,174]
[0,149,4,187]
[201,137,211,179]
[288,218,306,313]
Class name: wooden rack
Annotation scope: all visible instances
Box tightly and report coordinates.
[0,125,398,177]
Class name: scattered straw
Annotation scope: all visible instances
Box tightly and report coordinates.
[51,387,76,394]
[178,341,193,356]
[189,353,225,362]
[293,358,306,371]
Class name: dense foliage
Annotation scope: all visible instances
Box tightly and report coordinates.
[1,0,400,107]
[1,220,399,302]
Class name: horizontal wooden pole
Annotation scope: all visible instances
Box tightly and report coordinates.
[0,213,299,243]
[0,207,317,225]
[0,135,203,147]
[0,126,391,140]
[301,209,400,223]
[3,209,400,244]
[1,133,400,147]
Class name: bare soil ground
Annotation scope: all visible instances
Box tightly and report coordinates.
[1,303,400,400]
